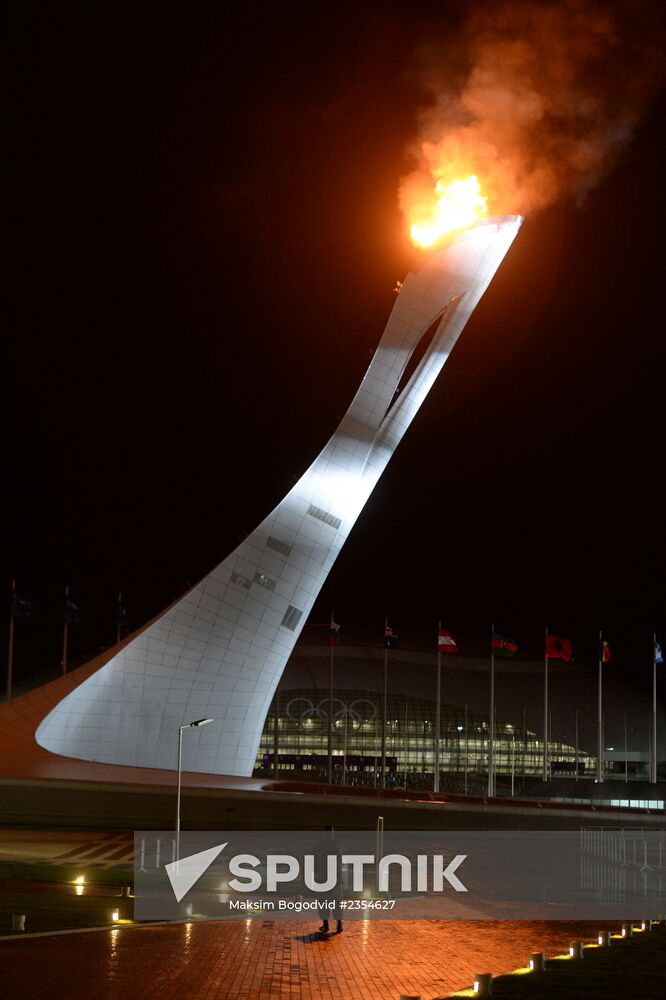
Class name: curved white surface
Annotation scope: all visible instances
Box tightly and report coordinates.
[36,216,523,774]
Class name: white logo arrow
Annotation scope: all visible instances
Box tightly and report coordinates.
[165,842,228,902]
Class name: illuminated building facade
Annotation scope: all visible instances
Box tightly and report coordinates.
[254,635,599,789]
[256,688,594,788]
[36,217,523,776]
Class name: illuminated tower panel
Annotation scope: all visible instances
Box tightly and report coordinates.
[36,216,522,775]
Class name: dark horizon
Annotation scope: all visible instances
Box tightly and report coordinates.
[5,4,665,696]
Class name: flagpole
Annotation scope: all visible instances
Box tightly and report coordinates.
[511,731,515,796]
[543,626,549,782]
[652,632,657,784]
[523,705,527,780]
[575,708,579,782]
[488,624,495,797]
[464,703,468,795]
[62,584,69,676]
[381,617,388,790]
[116,592,122,645]
[648,711,652,784]
[273,680,280,780]
[328,612,334,785]
[624,712,628,783]
[342,697,348,786]
[597,629,603,782]
[435,620,441,793]
[7,579,16,702]
[493,705,501,795]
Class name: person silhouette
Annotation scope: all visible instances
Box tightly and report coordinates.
[313,825,343,934]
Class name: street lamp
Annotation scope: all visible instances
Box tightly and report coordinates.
[176,718,214,862]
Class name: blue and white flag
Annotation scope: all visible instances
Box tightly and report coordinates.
[656,641,663,665]
[65,597,80,625]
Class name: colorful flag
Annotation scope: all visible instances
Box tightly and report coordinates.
[438,628,459,653]
[65,597,80,625]
[545,635,573,661]
[600,639,611,663]
[330,617,341,646]
[10,591,33,620]
[655,641,663,665]
[492,631,517,657]
[384,622,399,649]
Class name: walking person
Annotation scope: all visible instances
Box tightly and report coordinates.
[314,825,343,934]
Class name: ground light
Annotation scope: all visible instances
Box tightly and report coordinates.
[110,909,120,922]
[621,923,633,937]
[473,973,492,996]
[452,925,664,999]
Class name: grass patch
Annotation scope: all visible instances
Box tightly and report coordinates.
[0,860,134,933]
[0,890,134,935]
[469,928,666,999]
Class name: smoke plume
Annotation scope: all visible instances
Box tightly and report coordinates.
[400,0,665,225]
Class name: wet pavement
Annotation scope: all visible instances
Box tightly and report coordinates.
[0,917,606,1000]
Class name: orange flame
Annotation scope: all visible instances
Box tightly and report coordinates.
[409,175,488,249]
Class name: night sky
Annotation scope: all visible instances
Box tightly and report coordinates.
[5,3,665,693]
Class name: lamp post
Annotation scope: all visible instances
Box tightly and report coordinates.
[176,718,214,863]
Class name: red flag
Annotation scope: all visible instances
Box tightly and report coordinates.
[329,617,341,645]
[384,621,398,648]
[438,628,459,653]
[545,635,573,661]
[492,632,517,657]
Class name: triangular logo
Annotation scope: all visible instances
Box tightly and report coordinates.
[165,842,228,902]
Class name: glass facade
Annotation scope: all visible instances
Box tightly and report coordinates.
[254,687,595,790]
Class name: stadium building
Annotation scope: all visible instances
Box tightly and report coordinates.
[253,626,659,796]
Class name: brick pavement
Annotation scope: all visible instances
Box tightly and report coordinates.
[0,918,607,1000]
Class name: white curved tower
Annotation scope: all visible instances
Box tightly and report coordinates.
[36,216,523,775]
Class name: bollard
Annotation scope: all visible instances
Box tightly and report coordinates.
[473,972,493,996]
[641,920,653,932]
[11,914,26,933]
[598,930,611,947]
[529,952,546,972]
[109,908,120,923]
[122,886,131,898]
[621,923,633,938]
[569,941,584,959]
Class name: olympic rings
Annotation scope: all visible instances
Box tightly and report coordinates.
[284,697,377,723]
